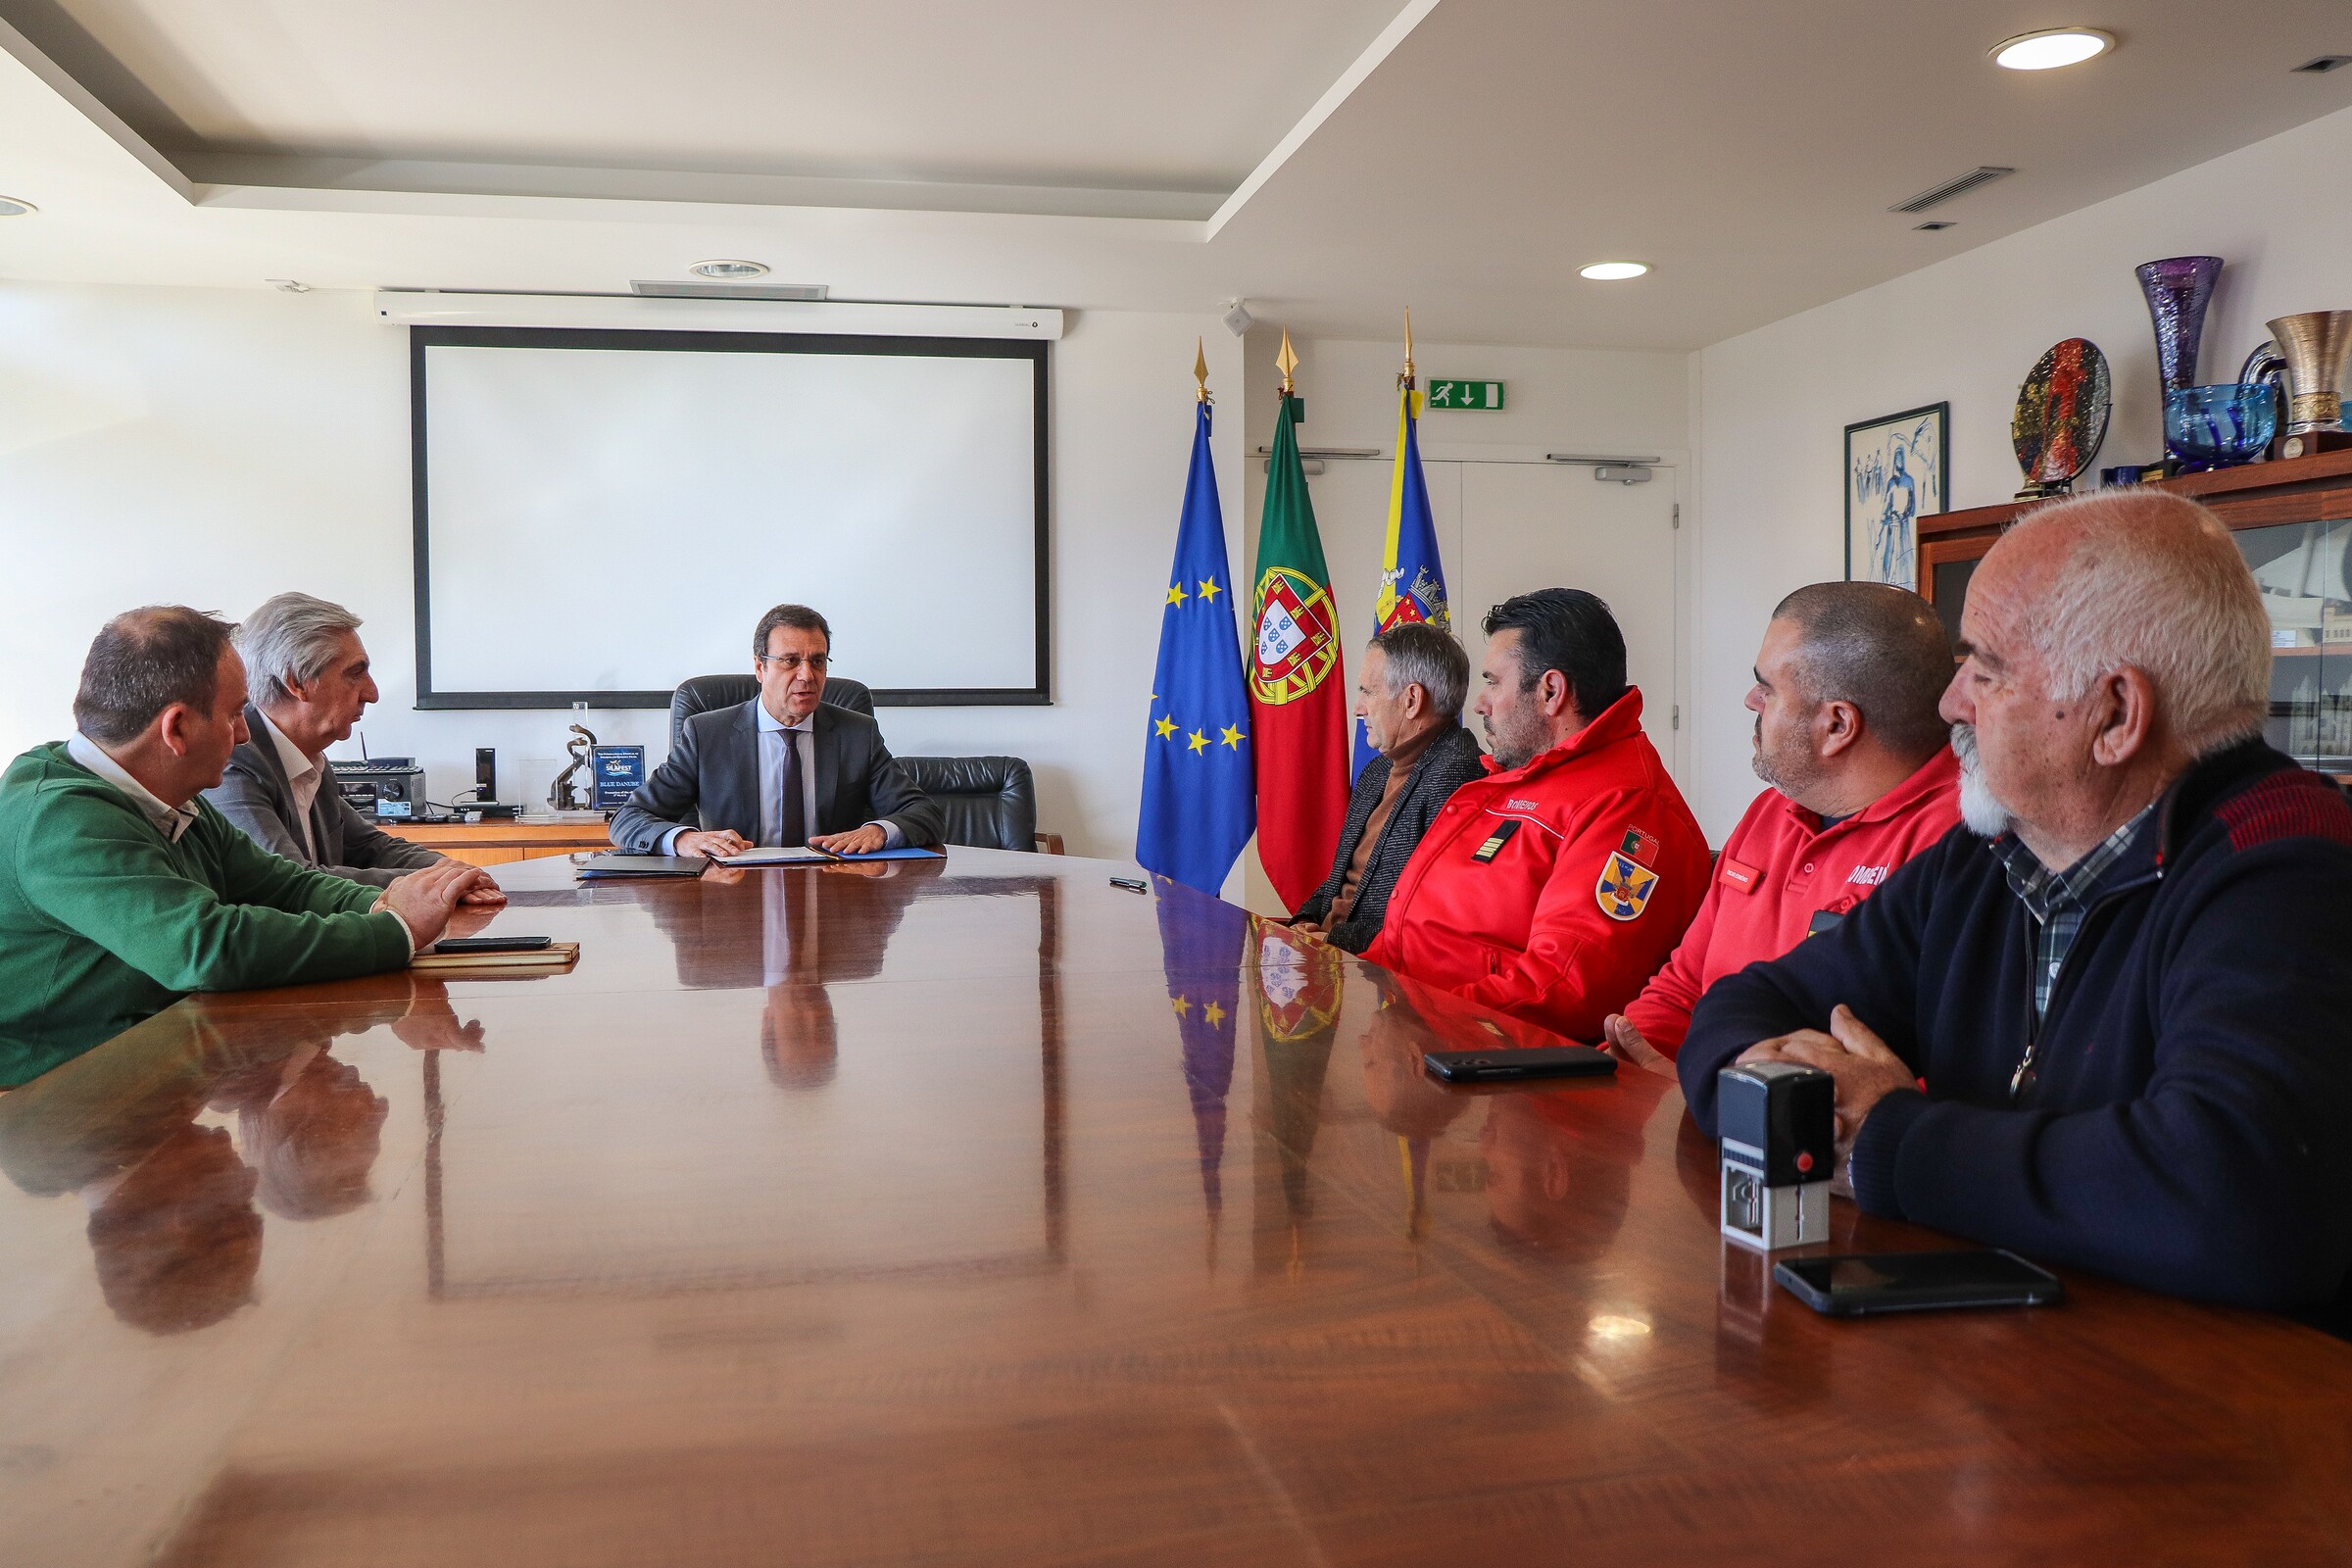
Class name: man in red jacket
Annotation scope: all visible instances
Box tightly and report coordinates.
[1365,590,1708,1042]
[1602,582,1960,1071]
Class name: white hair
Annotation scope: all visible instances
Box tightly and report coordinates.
[2006,493,2270,757]
[1374,621,1470,719]
[237,592,364,709]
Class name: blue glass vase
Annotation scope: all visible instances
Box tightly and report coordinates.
[2135,256,2224,397]
[2164,383,2278,471]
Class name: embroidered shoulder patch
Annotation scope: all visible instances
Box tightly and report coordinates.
[2213,769,2352,853]
[1596,852,1659,921]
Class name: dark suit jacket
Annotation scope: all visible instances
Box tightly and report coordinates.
[1293,724,1486,954]
[609,700,944,854]
[205,705,444,889]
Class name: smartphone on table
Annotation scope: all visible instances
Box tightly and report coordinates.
[427,936,555,955]
[1422,1046,1618,1084]
[1773,1250,2064,1315]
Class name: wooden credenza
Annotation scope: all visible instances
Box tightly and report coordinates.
[380,818,612,866]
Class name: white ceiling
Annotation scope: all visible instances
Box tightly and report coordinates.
[4,0,2352,348]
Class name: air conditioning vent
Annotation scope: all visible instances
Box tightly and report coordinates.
[1888,166,2016,215]
[2293,55,2350,74]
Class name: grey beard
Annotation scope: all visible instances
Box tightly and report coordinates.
[1951,722,2014,838]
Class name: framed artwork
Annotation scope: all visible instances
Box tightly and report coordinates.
[1844,402,1948,588]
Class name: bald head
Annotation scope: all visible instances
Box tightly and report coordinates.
[1981,491,2268,755]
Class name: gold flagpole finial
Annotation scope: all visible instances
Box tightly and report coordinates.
[1401,307,1415,386]
[1276,327,1298,397]
[1194,337,1210,403]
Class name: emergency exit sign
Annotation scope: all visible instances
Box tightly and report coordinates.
[1427,378,1504,411]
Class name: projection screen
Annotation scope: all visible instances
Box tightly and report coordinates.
[411,326,1049,707]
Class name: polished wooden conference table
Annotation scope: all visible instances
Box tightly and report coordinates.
[5,848,2352,1566]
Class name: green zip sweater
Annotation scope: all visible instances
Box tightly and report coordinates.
[0,743,412,1087]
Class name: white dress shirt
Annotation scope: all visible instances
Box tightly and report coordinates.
[66,734,198,844]
[258,710,322,859]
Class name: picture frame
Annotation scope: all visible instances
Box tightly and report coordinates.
[1844,402,1948,589]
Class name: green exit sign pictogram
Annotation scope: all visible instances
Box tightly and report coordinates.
[1427,379,1504,411]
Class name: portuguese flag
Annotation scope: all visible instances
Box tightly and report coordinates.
[1250,391,1349,910]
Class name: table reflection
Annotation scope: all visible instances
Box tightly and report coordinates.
[422,868,1066,1299]
[0,995,454,1335]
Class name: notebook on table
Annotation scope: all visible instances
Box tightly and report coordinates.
[574,854,710,880]
[411,942,580,974]
[713,845,946,866]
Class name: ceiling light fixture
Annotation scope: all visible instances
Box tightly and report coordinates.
[0,195,36,217]
[1579,261,1648,281]
[687,259,770,281]
[1991,27,2115,71]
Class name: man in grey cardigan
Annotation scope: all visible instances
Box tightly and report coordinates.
[207,594,502,904]
[1292,622,1485,954]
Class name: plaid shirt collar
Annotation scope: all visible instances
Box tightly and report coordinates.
[1992,803,2157,1017]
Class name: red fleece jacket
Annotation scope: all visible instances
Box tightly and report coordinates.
[1365,690,1708,1042]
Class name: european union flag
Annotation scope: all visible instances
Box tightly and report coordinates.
[1155,884,1249,1243]
[1352,380,1452,778]
[1138,399,1255,893]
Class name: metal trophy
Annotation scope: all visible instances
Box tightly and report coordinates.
[548,723,599,812]
[2266,312,2352,459]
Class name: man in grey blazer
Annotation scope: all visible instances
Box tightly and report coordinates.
[207,594,503,903]
[610,604,943,858]
[1291,622,1485,954]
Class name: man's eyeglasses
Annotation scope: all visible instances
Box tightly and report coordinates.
[757,653,830,674]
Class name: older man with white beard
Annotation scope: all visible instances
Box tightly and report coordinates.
[1678,491,2352,1321]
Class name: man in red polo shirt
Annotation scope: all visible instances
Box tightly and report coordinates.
[1603,581,1959,1071]
[1365,590,1709,1042]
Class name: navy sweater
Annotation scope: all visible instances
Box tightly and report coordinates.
[1681,740,2352,1315]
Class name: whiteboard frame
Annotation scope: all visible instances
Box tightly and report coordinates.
[409,324,1053,710]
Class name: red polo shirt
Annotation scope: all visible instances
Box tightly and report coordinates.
[1620,747,1960,1056]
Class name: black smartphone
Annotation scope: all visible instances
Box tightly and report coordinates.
[1773,1250,2065,1316]
[428,936,554,955]
[1422,1046,1618,1084]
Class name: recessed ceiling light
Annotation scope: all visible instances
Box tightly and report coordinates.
[1991,27,2115,71]
[688,259,770,281]
[0,195,36,217]
[1579,261,1648,281]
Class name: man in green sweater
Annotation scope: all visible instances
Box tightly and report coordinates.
[0,606,491,1088]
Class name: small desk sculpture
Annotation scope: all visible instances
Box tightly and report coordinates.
[548,723,599,812]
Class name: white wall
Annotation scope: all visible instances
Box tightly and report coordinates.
[1227,330,1689,909]
[1688,102,2352,842]
[0,282,1245,860]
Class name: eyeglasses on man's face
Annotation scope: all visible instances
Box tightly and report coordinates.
[757,653,830,674]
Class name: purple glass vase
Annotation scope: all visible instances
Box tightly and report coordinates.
[2134,256,2223,397]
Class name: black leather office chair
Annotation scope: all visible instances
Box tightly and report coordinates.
[899,757,1039,852]
[668,674,875,751]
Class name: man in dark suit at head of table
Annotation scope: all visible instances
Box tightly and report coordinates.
[609,603,944,858]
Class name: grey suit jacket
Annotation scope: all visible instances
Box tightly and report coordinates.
[205,704,446,889]
[1293,724,1487,954]
[609,700,944,854]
